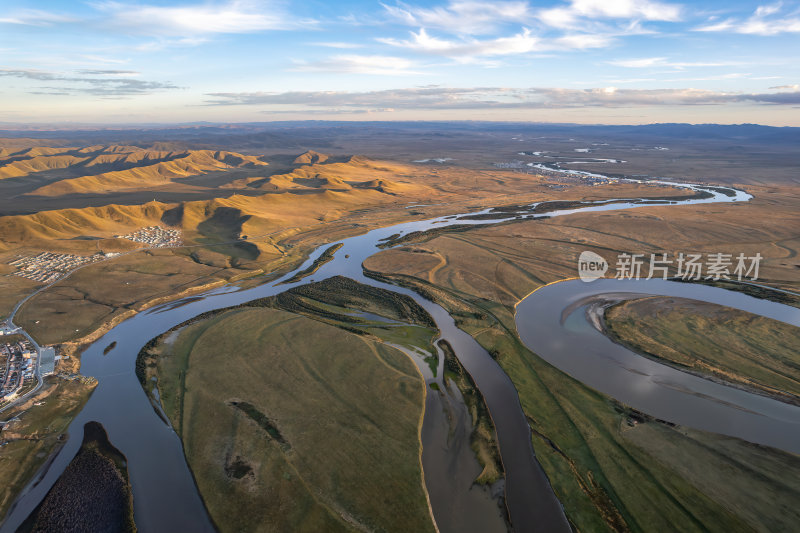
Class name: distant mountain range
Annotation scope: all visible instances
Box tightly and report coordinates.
[0,121,798,148]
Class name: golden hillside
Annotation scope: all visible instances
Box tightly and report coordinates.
[0,145,152,179]
[224,154,421,195]
[26,150,268,196]
[0,147,432,253]
[0,202,171,247]
[293,150,329,165]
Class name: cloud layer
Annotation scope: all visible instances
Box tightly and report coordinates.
[95,0,314,35]
[696,3,800,35]
[1,1,799,123]
[206,86,800,110]
[0,69,179,96]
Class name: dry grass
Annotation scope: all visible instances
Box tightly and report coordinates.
[362,186,800,532]
[0,377,96,520]
[605,296,800,402]
[152,307,434,533]
[1,145,693,345]
[365,182,800,301]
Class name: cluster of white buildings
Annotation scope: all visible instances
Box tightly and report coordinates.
[494,160,528,169]
[1,338,36,400]
[9,252,110,283]
[117,226,183,247]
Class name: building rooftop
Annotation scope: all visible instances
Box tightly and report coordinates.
[39,347,55,376]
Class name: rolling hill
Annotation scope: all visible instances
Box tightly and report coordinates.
[223,152,422,195]
[0,148,431,253]
[26,150,268,197]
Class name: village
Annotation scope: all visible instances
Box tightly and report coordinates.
[0,324,55,403]
[9,251,114,283]
[117,226,183,247]
[6,226,182,286]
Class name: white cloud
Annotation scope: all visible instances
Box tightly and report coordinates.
[379,26,614,62]
[291,55,424,76]
[755,3,784,17]
[695,3,800,35]
[553,33,614,49]
[570,0,681,20]
[79,55,130,65]
[134,37,210,52]
[95,0,314,36]
[539,0,682,29]
[383,0,682,34]
[382,1,532,34]
[378,1,682,64]
[379,28,541,59]
[770,84,800,90]
[661,72,752,82]
[77,69,139,76]
[0,9,75,26]
[611,56,668,67]
[610,57,740,69]
[0,68,180,96]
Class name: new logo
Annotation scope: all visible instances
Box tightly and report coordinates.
[578,251,608,282]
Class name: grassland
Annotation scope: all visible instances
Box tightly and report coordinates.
[363,191,800,532]
[0,377,96,520]
[0,142,697,348]
[13,247,279,346]
[281,242,343,284]
[604,297,800,403]
[438,339,503,485]
[365,268,800,532]
[3,137,797,531]
[141,307,435,533]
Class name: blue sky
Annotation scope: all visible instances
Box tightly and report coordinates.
[1,0,799,125]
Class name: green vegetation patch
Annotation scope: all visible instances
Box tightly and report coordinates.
[146,307,434,533]
[369,268,800,533]
[439,339,503,485]
[378,224,491,248]
[249,276,439,356]
[265,275,435,328]
[605,296,800,403]
[228,401,290,451]
[281,242,343,284]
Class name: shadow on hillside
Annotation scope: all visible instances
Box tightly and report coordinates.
[196,206,261,261]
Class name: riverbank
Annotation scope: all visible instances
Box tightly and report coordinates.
[600,295,800,406]
[132,273,510,533]
[0,378,96,521]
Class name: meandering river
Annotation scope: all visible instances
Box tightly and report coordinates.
[1,178,759,533]
[515,279,800,454]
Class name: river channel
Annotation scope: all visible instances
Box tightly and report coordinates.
[515,279,800,454]
[1,178,752,532]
